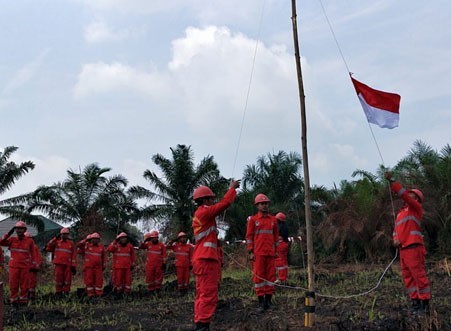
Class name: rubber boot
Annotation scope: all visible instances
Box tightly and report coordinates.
[195,322,210,331]
[257,296,265,313]
[420,299,430,314]
[411,299,421,312]
[264,294,273,310]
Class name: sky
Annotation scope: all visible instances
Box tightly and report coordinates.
[1,0,450,203]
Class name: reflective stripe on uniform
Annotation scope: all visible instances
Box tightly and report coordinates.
[396,215,421,228]
[203,242,217,249]
[194,225,217,241]
[255,229,273,235]
[55,248,73,254]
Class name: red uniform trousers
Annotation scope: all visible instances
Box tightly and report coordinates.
[275,256,288,281]
[113,268,132,293]
[145,263,164,291]
[84,267,104,297]
[193,259,220,324]
[54,264,72,293]
[253,255,276,296]
[28,270,38,299]
[176,266,190,290]
[400,245,430,300]
[9,267,29,303]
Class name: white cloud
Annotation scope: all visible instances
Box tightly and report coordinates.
[84,21,130,43]
[333,144,368,168]
[1,153,71,200]
[73,62,170,99]
[1,49,50,95]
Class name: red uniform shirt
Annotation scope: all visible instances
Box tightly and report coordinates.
[246,212,279,256]
[192,188,237,262]
[275,240,289,265]
[167,242,193,267]
[1,235,37,269]
[46,238,77,266]
[140,242,167,266]
[391,181,424,248]
[78,241,106,269]
[107,242,136,269]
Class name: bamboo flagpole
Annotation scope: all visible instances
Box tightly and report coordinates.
[290,0,316,327]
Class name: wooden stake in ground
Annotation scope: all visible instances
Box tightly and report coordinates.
[291,0,316,327]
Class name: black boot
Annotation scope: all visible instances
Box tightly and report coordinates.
[411,298,421,312]
[420,299,430,314]
[257,296,265,313]
[264,294,273,310]
[195,322,210,331]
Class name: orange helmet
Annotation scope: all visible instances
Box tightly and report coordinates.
[177,232,187,239]
[15,220,27,228]
[409,189,424,203]
[275,212,286,222]
[149,230,159,238]
[193,186,215,200]
[254,193,270,205]
[60,228,70,234]
[90,232,101,239]
[116,232,128,240]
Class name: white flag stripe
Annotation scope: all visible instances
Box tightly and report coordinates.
[358,93,399,129]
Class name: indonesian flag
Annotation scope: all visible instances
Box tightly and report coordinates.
[351,77,401,129]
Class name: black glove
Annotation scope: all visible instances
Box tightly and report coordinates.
[71,266,76,275]
[7,227,15,236]
[189,265,193,271]
[162,263,166,271]
[30,267,39,273]
[130,265,135,271]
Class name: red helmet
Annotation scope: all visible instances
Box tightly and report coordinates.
[193,186,215,200]
[90,232,101,239]
[275,212,286,222]
[149,230,159,238]
[60,227,70,234]
[15,220,27,228]
[116,232,128,240]
[409,189,424,203]
[86,234,92,240]
[177,232,187,239]
[254,193,270,205]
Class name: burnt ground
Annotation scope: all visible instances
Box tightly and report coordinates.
[2,262,450,331]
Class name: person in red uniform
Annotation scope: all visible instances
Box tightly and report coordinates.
[46,227,77,297]
[385,172,431,313]
[0,221,37,305]
[107,232,136,297]
[25,231,43,300]
[78,232,106,298]
[167,231,193,296]
[192,180,240,331]
[275,235,289,284]
[246,193,279,313]
[139,230,167,295]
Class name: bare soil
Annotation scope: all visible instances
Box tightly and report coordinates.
[3,262,450,331]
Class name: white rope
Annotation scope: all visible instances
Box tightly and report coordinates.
[224,248,398,299]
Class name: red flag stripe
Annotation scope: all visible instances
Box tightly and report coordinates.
[351,77,400,114]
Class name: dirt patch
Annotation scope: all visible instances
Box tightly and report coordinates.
[3,263,450,331]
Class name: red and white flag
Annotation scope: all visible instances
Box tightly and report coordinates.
[351,77,401,129]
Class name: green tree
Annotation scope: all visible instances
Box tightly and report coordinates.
[0,146,36,223]
[129,144,226,239]
[26,163,137,238]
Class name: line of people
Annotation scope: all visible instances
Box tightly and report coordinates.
[0,223,197,305]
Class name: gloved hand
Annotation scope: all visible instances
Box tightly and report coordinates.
[162,263,166,271]
[71,266,76,275]
[189,265,193,271]
[30,267,39,273]
[7,227,15,236]
[130,265,135,271]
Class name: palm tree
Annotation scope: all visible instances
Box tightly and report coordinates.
[129,144,226,239]
[26,163,138,238]
[0,146,35,220]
